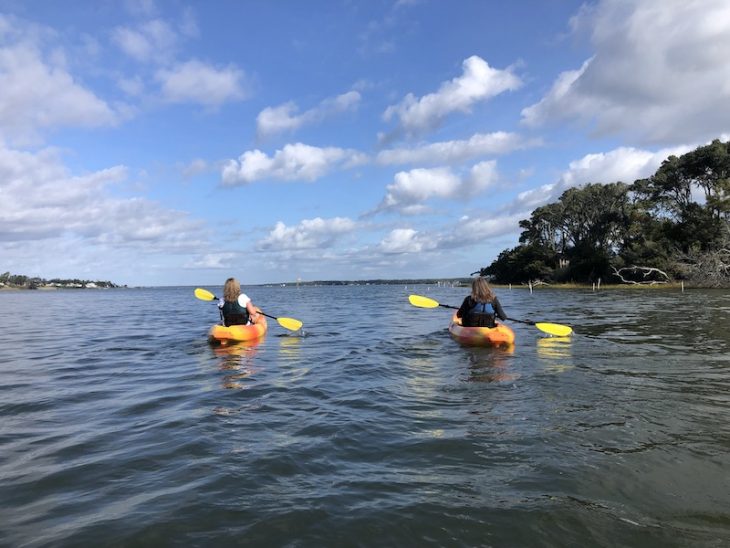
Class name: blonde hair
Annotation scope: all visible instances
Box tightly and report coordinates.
[223,277,241,302]
[471,277,495,303]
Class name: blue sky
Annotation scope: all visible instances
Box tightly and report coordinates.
[1,0,729,286]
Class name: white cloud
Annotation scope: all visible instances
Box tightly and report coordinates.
[383,55,522,137]
[0,144,207,251]
[450,214,525,243]
[380,228,433,253]
[117,75,145,97]
[510,144,694,215]
[156,59,249,107]
[522,0,730,144]
[558,145,691,187]
[185,253,236,269]
[377,161,499,213]
[378,210,524,256]
[123,0,158,18]
[111,19,178,63]
[257,217,356,251]
[181,158,208,178]
[221,143,367,185]
[466,161,500,196]
[377,132,539,165]
[0,41,119,144]
[382,167,460,207]
[256,90,361,139]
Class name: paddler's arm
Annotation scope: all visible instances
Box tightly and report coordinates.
[493,297,507,321]
[245,301,261,323]
[456,296,471,318]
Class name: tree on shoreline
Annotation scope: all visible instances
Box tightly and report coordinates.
[0,271,119,289]
[478,139,730,287]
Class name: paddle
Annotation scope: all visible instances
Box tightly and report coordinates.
[408,294,573,337]
[194,288,303,331]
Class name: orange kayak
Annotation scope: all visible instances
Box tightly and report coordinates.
[208,316,267,344]
[448,313,515,347]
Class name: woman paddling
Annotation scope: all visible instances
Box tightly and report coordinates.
[456,277,507,328]
[218,277,261,326]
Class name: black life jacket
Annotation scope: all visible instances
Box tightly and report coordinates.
[221,301,250,326]
[464,300,496,328]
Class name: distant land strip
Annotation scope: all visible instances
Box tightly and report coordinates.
[0,272,123,290]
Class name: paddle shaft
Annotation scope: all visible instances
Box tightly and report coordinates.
[507,317,536,326]
[437,302,533,325]
[408,294,571,335]
[203,291,275,321]
[194,287,302,331]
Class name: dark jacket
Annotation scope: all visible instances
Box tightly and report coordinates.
[220,300,249,326]
[456,296,506,328]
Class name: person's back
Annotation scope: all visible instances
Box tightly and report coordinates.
[220,299,249,326]
[462,297,498,327]
[219,277,260,326]
[456,277,506,328]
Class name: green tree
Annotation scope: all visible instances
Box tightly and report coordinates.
[633,139,730,253]
[482,244,555,284]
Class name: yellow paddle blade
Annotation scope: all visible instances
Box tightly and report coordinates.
[194,288,216,301]
[277,317,303,331]
[409,294,440,308]
[535,322,573,337]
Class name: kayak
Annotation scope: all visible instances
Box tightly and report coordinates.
[448,313,515,347]
[208,316,268,344]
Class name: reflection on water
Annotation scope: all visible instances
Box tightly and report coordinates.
[536,336,574,374]
[213,339,262,390]
[465,346,518,383]
[277,333,302,360]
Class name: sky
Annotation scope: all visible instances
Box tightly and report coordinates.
[1,0,729,287]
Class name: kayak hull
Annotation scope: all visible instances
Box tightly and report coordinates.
[208,317,268,344]
[448,314,515,347]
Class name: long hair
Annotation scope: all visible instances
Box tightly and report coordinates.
[223,277,241,303]
[471,277,495,303]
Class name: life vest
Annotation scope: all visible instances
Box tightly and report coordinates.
[221,301,250,326]
[465,301,496,328]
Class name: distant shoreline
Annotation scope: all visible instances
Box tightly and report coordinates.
[1,280,708,291]
[0,285,116,291]
[262,280,697,290]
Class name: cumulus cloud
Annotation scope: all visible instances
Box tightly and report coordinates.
[185,253,236,269]
[0,144,206,250]
[0,40,120,144]
[156,59,249,107]
[521,0,730,144]
[448,214,525,243]
[256,90,361,139]
[509,144,694,215]
[378,211,524,255]
[111,19,179,63]
[221,143,367,185]
[257,217,356,251]
[380,228,433,253]
[377,132,539,166]
[376,161,499,214]
[383,55,522,137]
[180,158,208,178]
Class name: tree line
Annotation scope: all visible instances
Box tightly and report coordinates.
[0,272,120,289]
[477,139,730,287]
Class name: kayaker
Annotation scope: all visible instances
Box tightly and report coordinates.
[218,277,261,326]
[456,277,507,328]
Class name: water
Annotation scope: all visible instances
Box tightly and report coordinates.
[1,284,729,546]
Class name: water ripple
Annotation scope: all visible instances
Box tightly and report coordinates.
[1,286,729,546]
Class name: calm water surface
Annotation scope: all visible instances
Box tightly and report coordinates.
[1,285,729,546]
